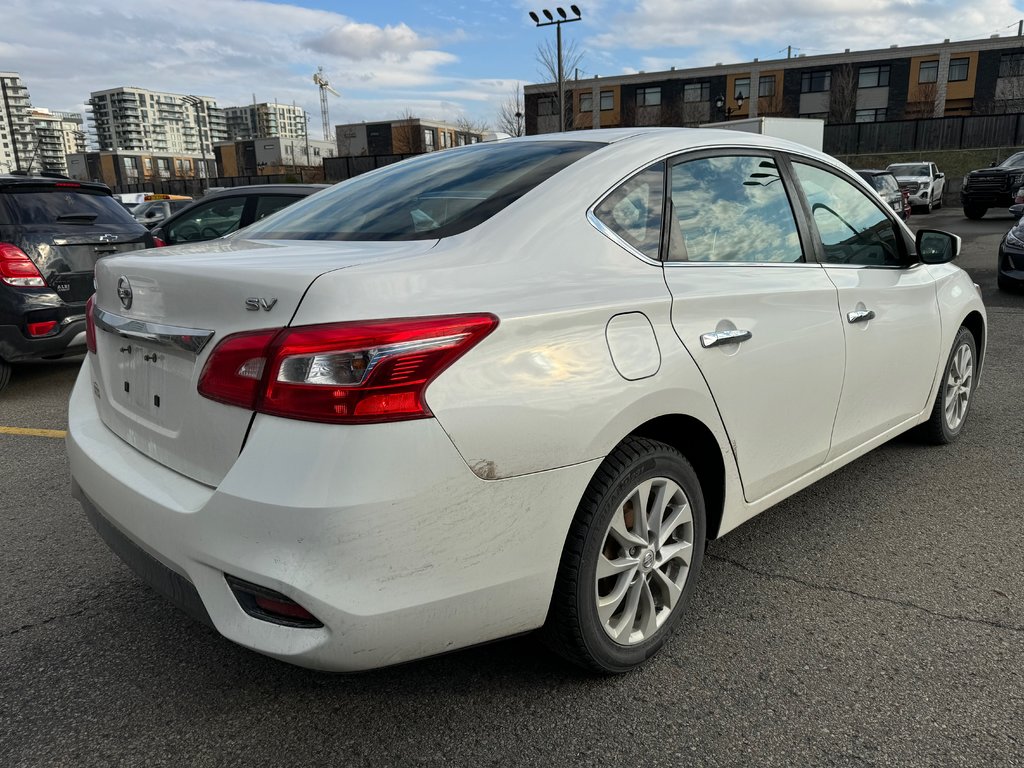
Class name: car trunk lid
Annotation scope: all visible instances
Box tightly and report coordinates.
[89,238,438,486]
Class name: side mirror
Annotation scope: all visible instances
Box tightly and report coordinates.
[1010,204,1024,220]
[916,229,960,264]
[990,160,998,167]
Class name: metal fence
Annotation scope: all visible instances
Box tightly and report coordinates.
[323,154,416,182]
[825,113,1024,155]
[116,171,319,196]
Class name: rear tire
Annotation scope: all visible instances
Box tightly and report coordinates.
[0,359,10,392]
[543,436,706,673]
[964,205,987,220]
[919,326,976,445]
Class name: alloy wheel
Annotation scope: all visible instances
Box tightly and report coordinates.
[595,477,694,645]
[943,341,973,431]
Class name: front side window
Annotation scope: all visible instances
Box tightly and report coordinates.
[859,65,890,88]
[793,162,903,267]
[253,195,303,222]
[919,60,939,84]
[166,197,245,243]
[668,155,803,264]
[242,141,601,241]
[593,164,664,261]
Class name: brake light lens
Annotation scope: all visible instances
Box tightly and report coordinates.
[27,320,58,337]
[85,295,97,353]
[151,236,166,248]
[0,243,46,287]
[198,314,498,424]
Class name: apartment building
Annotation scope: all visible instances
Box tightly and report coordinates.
[335,118,483,157]
[215,135,337,176]
[88,87,227,157]
[525,35,1024,134]
[224,102,308,140]
[0,72,35,173]
[26,109,86,174]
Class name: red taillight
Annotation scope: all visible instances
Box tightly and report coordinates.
[27,320,58,337]
[152,236,166,248]
[198,314,498,424]
[0,243,46,287]
[85,295,97,353]
[55,182,81,188]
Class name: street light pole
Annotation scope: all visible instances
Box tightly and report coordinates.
[529,6,582,133]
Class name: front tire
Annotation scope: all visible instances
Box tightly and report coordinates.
[964,205,987,220]
[544,437,706,673]
[919,326,977,444]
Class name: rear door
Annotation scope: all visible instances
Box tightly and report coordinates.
[788,159,940,458]
[0,183,150,304]
[657,151,846,502]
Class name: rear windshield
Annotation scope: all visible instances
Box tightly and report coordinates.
[0,186,141,228]
[887,164,929,176]
[241,140,602,241]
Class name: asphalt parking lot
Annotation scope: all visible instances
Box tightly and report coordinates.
[1,206,1022,767]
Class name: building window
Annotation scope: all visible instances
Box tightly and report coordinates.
[758,76,776,98]
[801,71,831,93]
[919,60,939,83]
[733,78,750,100]
[999,53,1024,78]
[538,97,556,116]
[683,82,710,102]
[423,129,434,151]
[858,65,890,88]
[855,108,887,122]
[948,58,970,82]
[800,111,828,121]
[600,91,614,111]
[636,87,661,107]
[579,92,593,112]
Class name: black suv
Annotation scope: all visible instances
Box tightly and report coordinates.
[960,151,1024,219]
[0,175,154,391]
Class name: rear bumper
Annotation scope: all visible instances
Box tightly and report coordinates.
[66,359,598,671]
[0,319,86,362]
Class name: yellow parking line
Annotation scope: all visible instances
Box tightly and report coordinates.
[0,426,67,439]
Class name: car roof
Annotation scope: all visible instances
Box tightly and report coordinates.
[0,175,112,194]
[201,184,330,198]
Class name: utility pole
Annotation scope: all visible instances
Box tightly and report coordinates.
[182,95,208,195]
[529,7,583,133]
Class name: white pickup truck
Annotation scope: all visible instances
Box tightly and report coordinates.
[886,162,945,212]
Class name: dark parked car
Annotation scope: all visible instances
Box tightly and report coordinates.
[151,184,329,246]
[960,151,1024,219]
[0,175,153,390]
[997,219,1024,291]
[855,169,909,220]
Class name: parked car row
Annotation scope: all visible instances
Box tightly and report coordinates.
[0,179,325,390]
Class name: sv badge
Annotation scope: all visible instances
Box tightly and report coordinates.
[245,297,278,312]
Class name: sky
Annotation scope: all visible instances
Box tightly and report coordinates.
[3,0,1024,141]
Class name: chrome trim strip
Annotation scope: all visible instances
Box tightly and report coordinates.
[586,209,662,266]
[93,306,215,355]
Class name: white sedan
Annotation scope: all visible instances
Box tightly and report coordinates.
[67,129,986,673]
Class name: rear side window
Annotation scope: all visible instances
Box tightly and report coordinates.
[241,141,602,241]
[1,187,140,228]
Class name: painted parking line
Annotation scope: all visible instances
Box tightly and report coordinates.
[0,426,67,439]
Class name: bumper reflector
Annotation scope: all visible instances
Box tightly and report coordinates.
[225,575,323,629]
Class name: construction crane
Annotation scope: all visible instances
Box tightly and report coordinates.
[312,67,340,141]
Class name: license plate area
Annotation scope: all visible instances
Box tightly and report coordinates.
[109,340,193,431]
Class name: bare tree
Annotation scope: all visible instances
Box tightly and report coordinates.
[758,87,787,118]
[496,85,526,136]
[904,81,938,119]
[536,37,585,131]
[828,64,857,124]
[392,108,419,154]
[455,115,489,137]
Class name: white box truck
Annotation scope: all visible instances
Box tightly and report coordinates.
[700,117,824,151]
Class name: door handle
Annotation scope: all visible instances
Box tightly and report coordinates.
[847,309,876,324]
[700,329,752,348]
